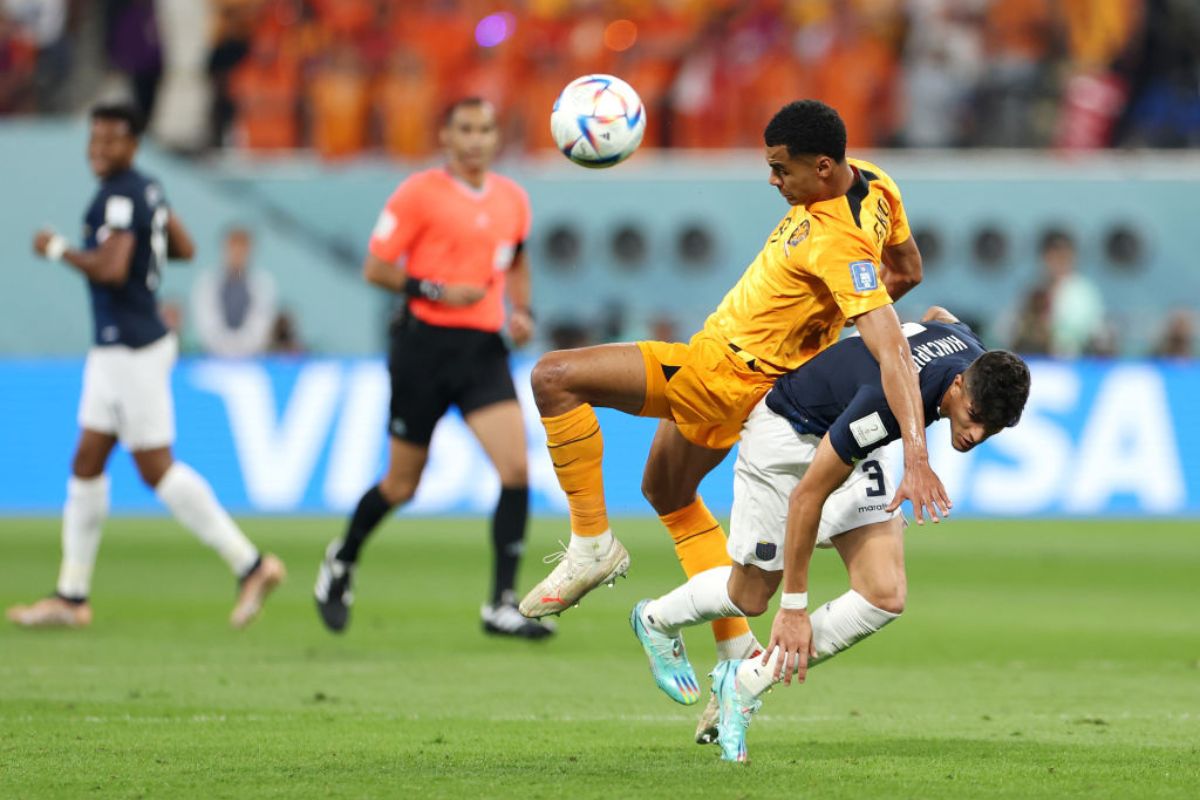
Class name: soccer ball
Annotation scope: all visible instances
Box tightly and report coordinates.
[551,74,646,168]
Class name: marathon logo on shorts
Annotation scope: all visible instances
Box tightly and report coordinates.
[755,541,777,561]
[849,260,878,292]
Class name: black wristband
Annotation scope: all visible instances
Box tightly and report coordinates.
[404,277,444,301]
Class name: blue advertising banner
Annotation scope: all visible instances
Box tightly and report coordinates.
[1,357,1197,516]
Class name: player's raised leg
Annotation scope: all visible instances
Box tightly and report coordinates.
[316,436,427,632]
[519,343,647,618]
[6,429,116,628]
[717,519,905,761]
[641,421,761,661]
[465,400,555,639]
[133,446,284,629]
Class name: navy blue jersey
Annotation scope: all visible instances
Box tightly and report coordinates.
[766,321,985,463]
[81,168,169,347]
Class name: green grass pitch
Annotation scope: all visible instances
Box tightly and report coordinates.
[1,516,1197,799]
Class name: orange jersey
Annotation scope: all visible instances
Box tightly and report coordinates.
[701,158,910,377]
[368,168,531,332]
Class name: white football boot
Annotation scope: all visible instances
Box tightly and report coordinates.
[518,537,630,618]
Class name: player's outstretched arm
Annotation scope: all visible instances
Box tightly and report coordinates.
[33,228,134,285]
[505,246,534,346]
[855,304,951,524]
[166,213,195,261]
[879,236,923,301]
[768,435,855,686]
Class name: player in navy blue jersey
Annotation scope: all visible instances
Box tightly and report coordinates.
[6,103,285,630]
[629,306,1030,761]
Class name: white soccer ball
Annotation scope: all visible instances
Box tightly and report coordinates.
[551,74,646,169]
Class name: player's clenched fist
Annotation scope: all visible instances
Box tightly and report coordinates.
[508,309,534,347]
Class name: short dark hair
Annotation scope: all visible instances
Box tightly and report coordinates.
[224,225,252,243]
[963,351,1031,430]
[763,100,846,162]
[1038,228,1075,255]
[442,96,491,127]
[91,102,145,138]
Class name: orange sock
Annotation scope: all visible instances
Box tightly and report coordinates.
[660,497,752,644]
[542,404,609,536]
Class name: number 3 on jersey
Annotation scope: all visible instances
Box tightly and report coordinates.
[148,206,168,290]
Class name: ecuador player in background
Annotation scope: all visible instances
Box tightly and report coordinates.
[314,98,554,640]
[520,100,948,707]
[6,104,285,630]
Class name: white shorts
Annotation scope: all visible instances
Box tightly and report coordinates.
[728,399,901,572]
[78,333,177,450]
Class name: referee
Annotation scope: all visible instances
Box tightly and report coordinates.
[314,98,553,639]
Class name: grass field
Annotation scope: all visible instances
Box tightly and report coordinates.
[1,516,1197,799]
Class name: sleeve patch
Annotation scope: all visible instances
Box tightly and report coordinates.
[849,260,878,292]
[105,196,135,230]
[849,411,888,449]
[372,209,397,241]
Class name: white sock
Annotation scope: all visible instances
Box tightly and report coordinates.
[568,529,613,559]
[715,630,761,662]
[643,566,743,634]
[735,589,900,698]
[56,475,110,600]
[156,462,259,577]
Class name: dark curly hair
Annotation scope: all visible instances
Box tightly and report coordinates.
[91,102,145,139]
[963,351,1031,430]
[763,100,847,162]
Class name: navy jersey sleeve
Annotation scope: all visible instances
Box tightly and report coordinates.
[827,386,901,464]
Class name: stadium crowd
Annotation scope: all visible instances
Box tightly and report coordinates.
[1,0,1195,360]
[1,0,1199,155]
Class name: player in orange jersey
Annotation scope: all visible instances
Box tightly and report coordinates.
[520,101,946,723]
[313,98,554,640]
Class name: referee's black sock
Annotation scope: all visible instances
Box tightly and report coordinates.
[336,485,394,564]
[491,485,529,606]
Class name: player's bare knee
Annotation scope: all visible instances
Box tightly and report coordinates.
[496,463,527,487]
[861,584,906,615]
[639,471,668,513]
[728,585,769,617]
[530,351,577,414]
[71,452,105,479]
[378,476,417,506]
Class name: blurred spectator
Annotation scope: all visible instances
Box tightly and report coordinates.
[1039,230,1107,358]
[267,309,304,355]
[1008,286,1054,356]
[376,50,437,157]
[1151,309,1196,358]
[191,227,278,358]
[901,0,984,147]
[547,318,591,351]
[647,312,680,344]
[4,0,70,113]
[0,6,36,113]
[307,38,370,159]
[105,0,162,119]
[228,33,299,149]
[207,0,258,147]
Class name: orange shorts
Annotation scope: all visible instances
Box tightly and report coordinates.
[637,331,775,450]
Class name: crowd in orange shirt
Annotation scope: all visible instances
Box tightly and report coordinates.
[0,1,1197,155]
[207,0,1200,158]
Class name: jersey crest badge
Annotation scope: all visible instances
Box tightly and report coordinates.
[849,260,878,292]
[784,219,810,256]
